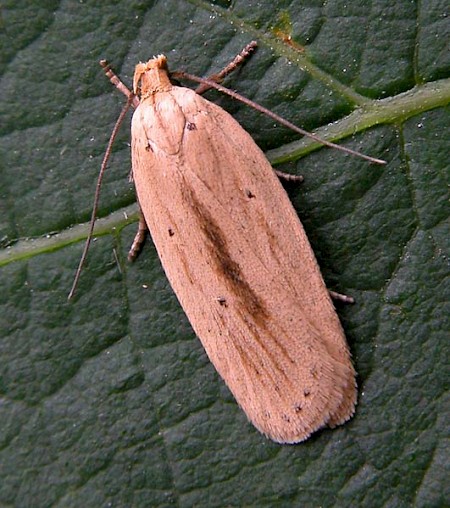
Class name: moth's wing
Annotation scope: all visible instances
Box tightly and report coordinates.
[131,87,356,443]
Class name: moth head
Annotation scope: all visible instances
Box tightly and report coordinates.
[133,55,171,97]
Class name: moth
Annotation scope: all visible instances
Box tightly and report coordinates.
[72,44,384,443]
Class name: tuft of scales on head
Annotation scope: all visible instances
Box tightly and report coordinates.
[133,55,172,97]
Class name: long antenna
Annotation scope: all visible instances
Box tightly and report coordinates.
[68,95,133,299]
[173,72,386,165]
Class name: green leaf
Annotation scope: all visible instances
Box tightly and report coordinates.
[0,1,448,506]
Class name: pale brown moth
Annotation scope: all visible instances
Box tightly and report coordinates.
[71,44,384,443]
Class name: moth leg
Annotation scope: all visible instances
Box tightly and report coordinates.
[329,290,354,304]
[128,210,148,261]
[276,173,351,304]
[100,60,140,107]
[275,169,304,183]
[193,41,258,95]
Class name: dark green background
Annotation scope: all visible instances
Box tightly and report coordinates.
[0,1,448,506]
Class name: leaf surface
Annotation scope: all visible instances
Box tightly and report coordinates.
[0,1,448,506]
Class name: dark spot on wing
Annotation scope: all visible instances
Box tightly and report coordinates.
[217,296,227,306]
